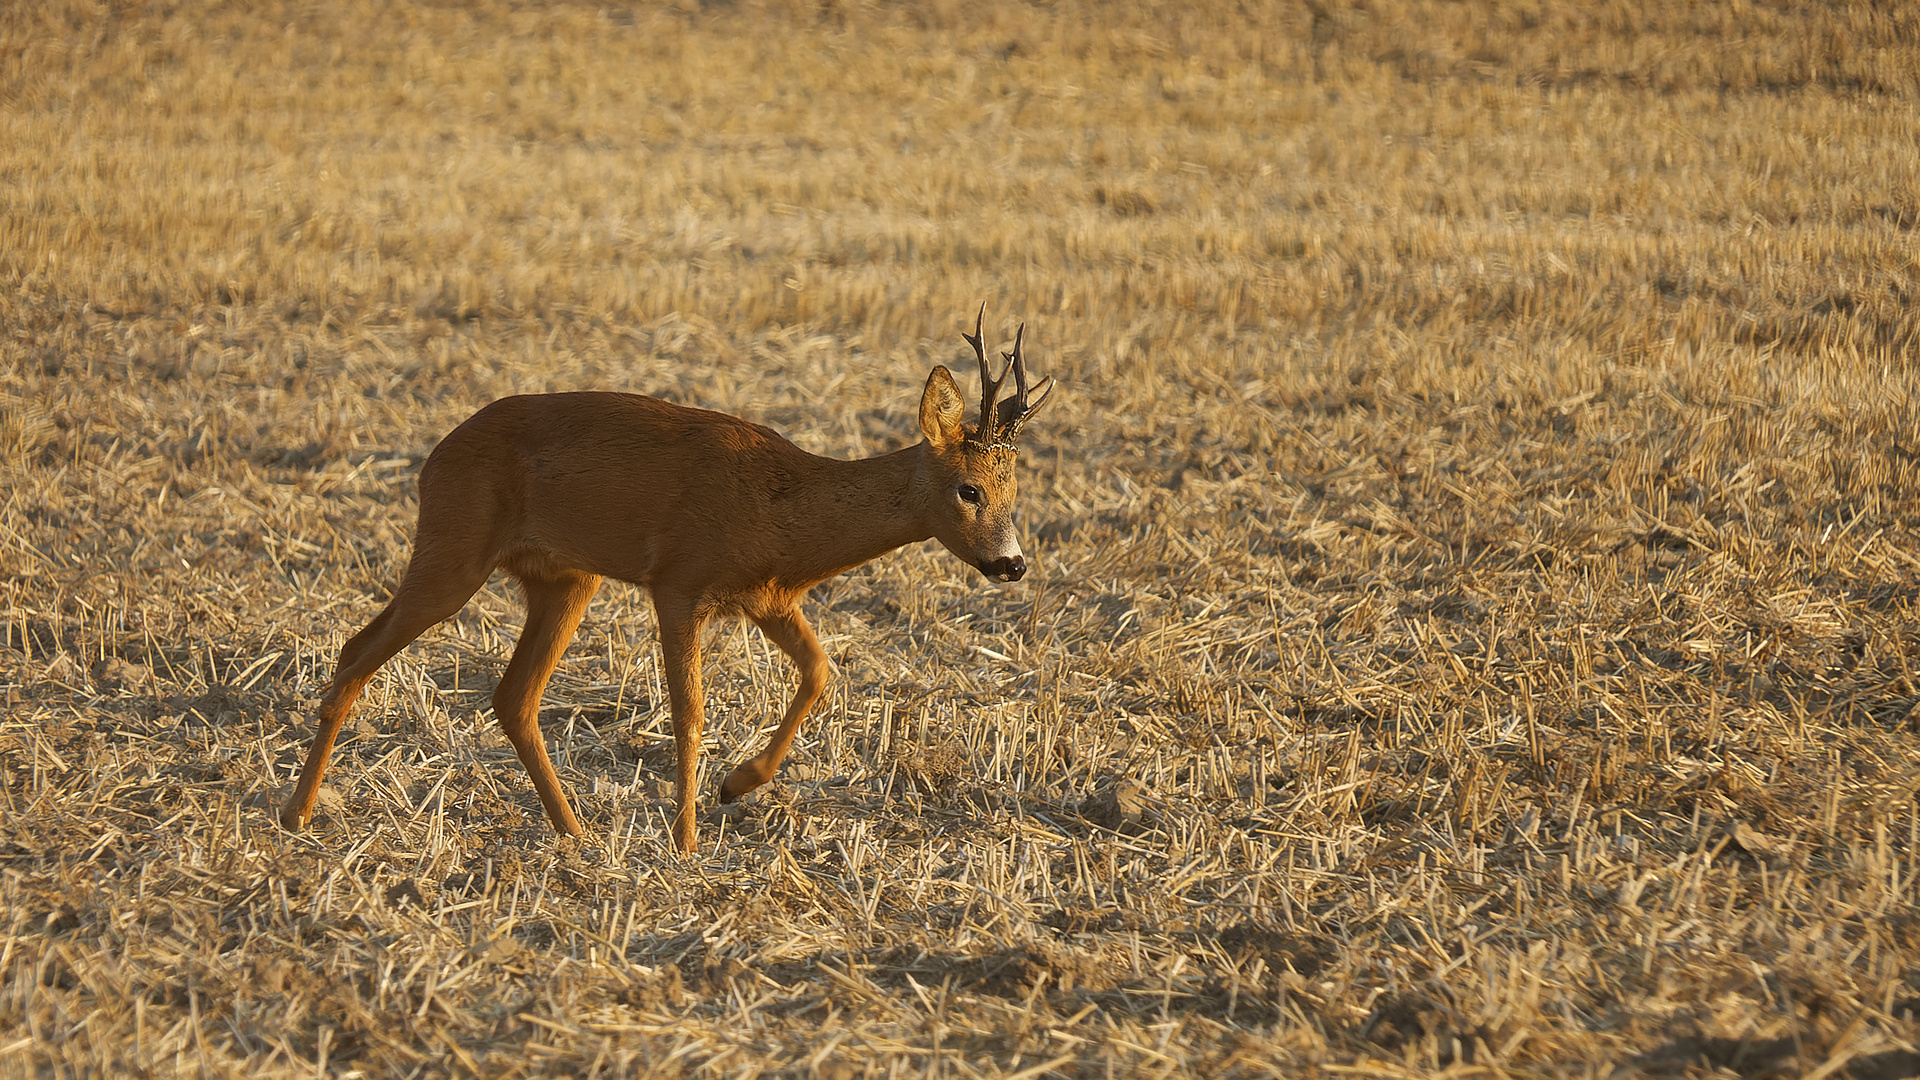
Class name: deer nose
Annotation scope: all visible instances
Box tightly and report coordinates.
[982,555,1027,582]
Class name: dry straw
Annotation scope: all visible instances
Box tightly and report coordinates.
[3,0,1920,1076]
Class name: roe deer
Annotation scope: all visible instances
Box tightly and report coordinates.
[279,306,1055,853]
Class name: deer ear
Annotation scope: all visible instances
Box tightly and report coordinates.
[919,366,966,448]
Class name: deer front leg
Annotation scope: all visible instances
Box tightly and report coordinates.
[722,606,829,803]
[656,603,710,853]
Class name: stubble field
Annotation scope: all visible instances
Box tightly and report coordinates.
[5,1,1920,1076]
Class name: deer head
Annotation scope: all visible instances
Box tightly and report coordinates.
[916,305,1057,582]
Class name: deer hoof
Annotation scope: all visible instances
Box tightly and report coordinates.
[721,762,775,803]
[671,822,699,854]
[278,785,340,831]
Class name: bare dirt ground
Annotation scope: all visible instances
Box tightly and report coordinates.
[4,1,1920,1076]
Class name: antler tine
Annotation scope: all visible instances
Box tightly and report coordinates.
[993,323,1032,432]
[1002,374,1056,442]
[1009,323,1030,402]
[961,302,989,379]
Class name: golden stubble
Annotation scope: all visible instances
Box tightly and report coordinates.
[2,1,1919,1076]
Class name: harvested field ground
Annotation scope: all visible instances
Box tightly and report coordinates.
[6,1,1920,1076]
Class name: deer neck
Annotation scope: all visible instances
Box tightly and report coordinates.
[781,444,931,586]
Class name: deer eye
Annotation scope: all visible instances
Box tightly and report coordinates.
[957,483,982,505]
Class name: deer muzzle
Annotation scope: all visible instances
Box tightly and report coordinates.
[981,554,1027,582]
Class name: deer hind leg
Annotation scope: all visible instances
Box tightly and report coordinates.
[280,546,492,832]
[493,558,602,837]
[720,606,829,805]
[655,598,711,853]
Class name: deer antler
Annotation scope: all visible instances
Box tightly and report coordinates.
[961,302,1003,437]
[962,304,1056,449]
